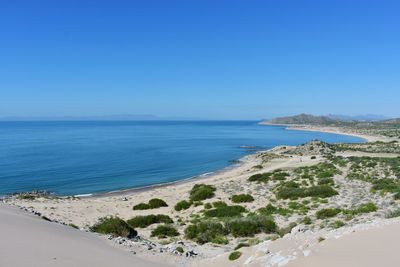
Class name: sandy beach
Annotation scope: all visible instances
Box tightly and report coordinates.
[3,126,400,267]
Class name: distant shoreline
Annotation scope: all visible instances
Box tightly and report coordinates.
[85,125,372,198]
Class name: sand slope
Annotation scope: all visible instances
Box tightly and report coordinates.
[0,204,167,267]
[287,221,400,267]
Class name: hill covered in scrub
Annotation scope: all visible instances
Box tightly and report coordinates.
[261,113,400,126]
[261,114,341,125]
[260,114,400,139]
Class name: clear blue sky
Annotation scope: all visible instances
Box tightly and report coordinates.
[1,0,399,119]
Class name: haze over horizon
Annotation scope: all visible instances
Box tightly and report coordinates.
[1,1,399,119]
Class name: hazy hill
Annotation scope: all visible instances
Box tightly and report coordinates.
[262,114,341,125]
[260,114,400,127]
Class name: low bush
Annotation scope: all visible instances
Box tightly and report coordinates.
[225,216,277,237]
[277,185,338,199]
[372,179,400,193]
[151,224,179,238]
[185,221,227,244]
[175,246,184,253]
[231,194,254,203]
[229,251,242,261]
[68,223,79,229]
[344,202,377,215]
[212,201,227,208]
[302,216,312,225]
[258,204,292,216]
[189,184,216,201]
[204,203,212,209]
[248,173,271,182]
[127,214,173,228]
[174,200,191,211]
[318,178,335,186]
[90,217,137,238]
[234,243,250,250]
[133,203,151,210]
[272,171,289,181]
[316,208,341,219]
[204,205,246,218]
[332,220,345,229]
[148,198,168,208]
[133,198,168,210]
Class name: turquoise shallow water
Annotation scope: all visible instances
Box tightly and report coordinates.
[0,121,364,196]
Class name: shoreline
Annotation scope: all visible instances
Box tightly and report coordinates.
[80,125,375,198]
[4,124,398,267]
[5,125,375,199]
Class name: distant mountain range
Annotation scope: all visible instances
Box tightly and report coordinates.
[260,113,399,126]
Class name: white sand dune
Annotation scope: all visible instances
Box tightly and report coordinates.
[286,221,400,267]
[0,204,168,267]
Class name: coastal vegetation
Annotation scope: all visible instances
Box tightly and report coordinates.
[133,198,168,210]
[231,194,254,203]
[174,200,191,211]
[127,215,173,228]
[10,123,400,263]
[151,224,179,238]
[189,184,216,201]
[276,185,338,199]
[228,251,242,261]
[90,217,137,238]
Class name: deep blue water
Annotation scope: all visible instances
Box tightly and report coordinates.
[0,121,364,196]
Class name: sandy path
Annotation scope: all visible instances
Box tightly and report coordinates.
[0,204,169,267]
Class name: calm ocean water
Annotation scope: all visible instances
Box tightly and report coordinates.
[0,121,364,196]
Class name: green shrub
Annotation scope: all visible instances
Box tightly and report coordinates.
[316,208,341,219]
[372,179,400,193]
[231,194,254,203]
[127,214,173,228]
[132,198,168,210]
[148,198,168,208]
[68,223,79,229]
[272,171,289,181]
[151,224,179,238]
[204,203,212,209]
[277,185,338,199]
[257,203,277,215]
[225,216,277,237]
[17,194,36,200]
[175,246,184,253]
[258,204,292,216]
[234,242,250,250]
[318,178,334,186]
[174,200,191,211]
[204,205,246,218]
[133,203,151,210]
[248,173,271,182]
[302,216,312,225]
[332,220,345,229]
[90,217,137,238]
[185,221,227,244]
[190,184,216,201]
[344,202,377,215]
[229,251,242,261]
[212,201,227,208]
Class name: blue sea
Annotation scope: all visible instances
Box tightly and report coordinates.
[0,121,364,196]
